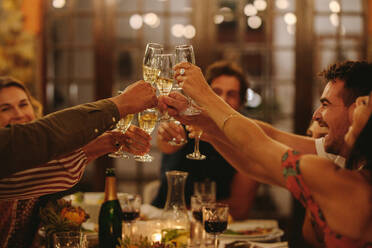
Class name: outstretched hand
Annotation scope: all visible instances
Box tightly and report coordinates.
[109,125,151,155]
[116,80,158,116]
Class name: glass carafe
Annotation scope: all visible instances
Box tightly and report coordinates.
[161,171,190,245]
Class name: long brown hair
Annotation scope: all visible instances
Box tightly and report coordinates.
[0,77,43,118]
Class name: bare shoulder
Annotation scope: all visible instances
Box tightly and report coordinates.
[299,154,368,196]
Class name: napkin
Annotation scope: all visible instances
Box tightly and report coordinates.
[140,204,164,219]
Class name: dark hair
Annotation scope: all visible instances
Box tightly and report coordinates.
[345,115,372,172]
[205,60,249,104]
[0,76,43,118]
[318,61,372,106]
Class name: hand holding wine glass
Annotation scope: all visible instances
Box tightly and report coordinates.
[157,120,187,147]
[202,203,229,248]
[108,114,134,159]
[174,44,202,116]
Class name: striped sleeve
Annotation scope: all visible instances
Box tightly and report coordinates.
[0,149,88,200]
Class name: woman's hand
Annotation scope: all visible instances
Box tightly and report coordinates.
[173,62,215,107]
[157,121,186,144]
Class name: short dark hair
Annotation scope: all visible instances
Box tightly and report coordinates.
[318,61,372,106]
[205,61,249,104]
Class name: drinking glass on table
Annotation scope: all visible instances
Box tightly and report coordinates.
[134,108,158,162]
[186,125,206,160]
[190,194,215,246]
[175,44,202,116]
[202,203,229,248]
[153,53,175,121]
[53,231,87,248]
[108,113,134,159]
[119,193,141,237]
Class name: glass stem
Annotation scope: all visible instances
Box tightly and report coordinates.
[214,234,218,248]
[194,136,201,156]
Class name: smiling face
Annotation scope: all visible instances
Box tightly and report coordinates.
[312,79,354,156]
[0,86,36,127]
[345,94,372,148]
[210,75,242,111]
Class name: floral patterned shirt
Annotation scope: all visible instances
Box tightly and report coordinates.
[282,150,372,248]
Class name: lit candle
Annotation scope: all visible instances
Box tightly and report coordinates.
[151,233,162,242]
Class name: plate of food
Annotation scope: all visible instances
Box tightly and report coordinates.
[221,220,284,241]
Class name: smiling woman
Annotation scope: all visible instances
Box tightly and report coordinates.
[0,77,152,247]
[0,77,41,127]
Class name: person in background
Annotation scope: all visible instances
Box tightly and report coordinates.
[0,77,157,178]
[153,61,259,220]
[160,60,372,247]
[0,77,154,247]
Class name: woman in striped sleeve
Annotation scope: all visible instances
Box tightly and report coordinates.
[0,77,151,247]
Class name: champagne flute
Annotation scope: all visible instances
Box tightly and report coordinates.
[143,43,163,86]
[186,125,206,160]
[202,203,229,248]
[154,53,175,121]
[175,44,202,116]
[108,113,134,159]
[134,108,158,162]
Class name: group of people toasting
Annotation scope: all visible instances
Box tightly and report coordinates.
[1,40,372,248]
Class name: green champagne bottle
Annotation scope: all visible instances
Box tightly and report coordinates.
[99,168,122,248]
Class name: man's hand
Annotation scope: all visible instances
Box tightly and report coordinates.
[110,125,151,155]
[113,80,158,117]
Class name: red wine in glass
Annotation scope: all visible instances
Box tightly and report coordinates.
[122,211,140,222]
[192,210,203,223]
[204,220,228,234]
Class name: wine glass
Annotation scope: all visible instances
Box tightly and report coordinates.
[186,125,206,160]
[119,193,141,237]
[175,44,202,116]
[153,53,175,121]
[143,43,163,86]
[202,203,229,248]
[53,231,87,248]
[134,108,158,162]
[108,113,134,159]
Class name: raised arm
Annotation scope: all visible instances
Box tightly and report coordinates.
[0,80,157,178]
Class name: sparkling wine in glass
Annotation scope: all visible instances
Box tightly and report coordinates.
[134,108,158,162]
[202,203,229,248]
[186,125,206,160]
[108,113,134,159]
[143,43,163,86]
[175,44,202,116]
[154,53,175,121]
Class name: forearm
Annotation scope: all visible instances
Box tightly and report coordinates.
[82,133,115,163]
[254,120,316,154]
[0,99,119,178]
[209,134,276,185]
[200,95,288,186]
